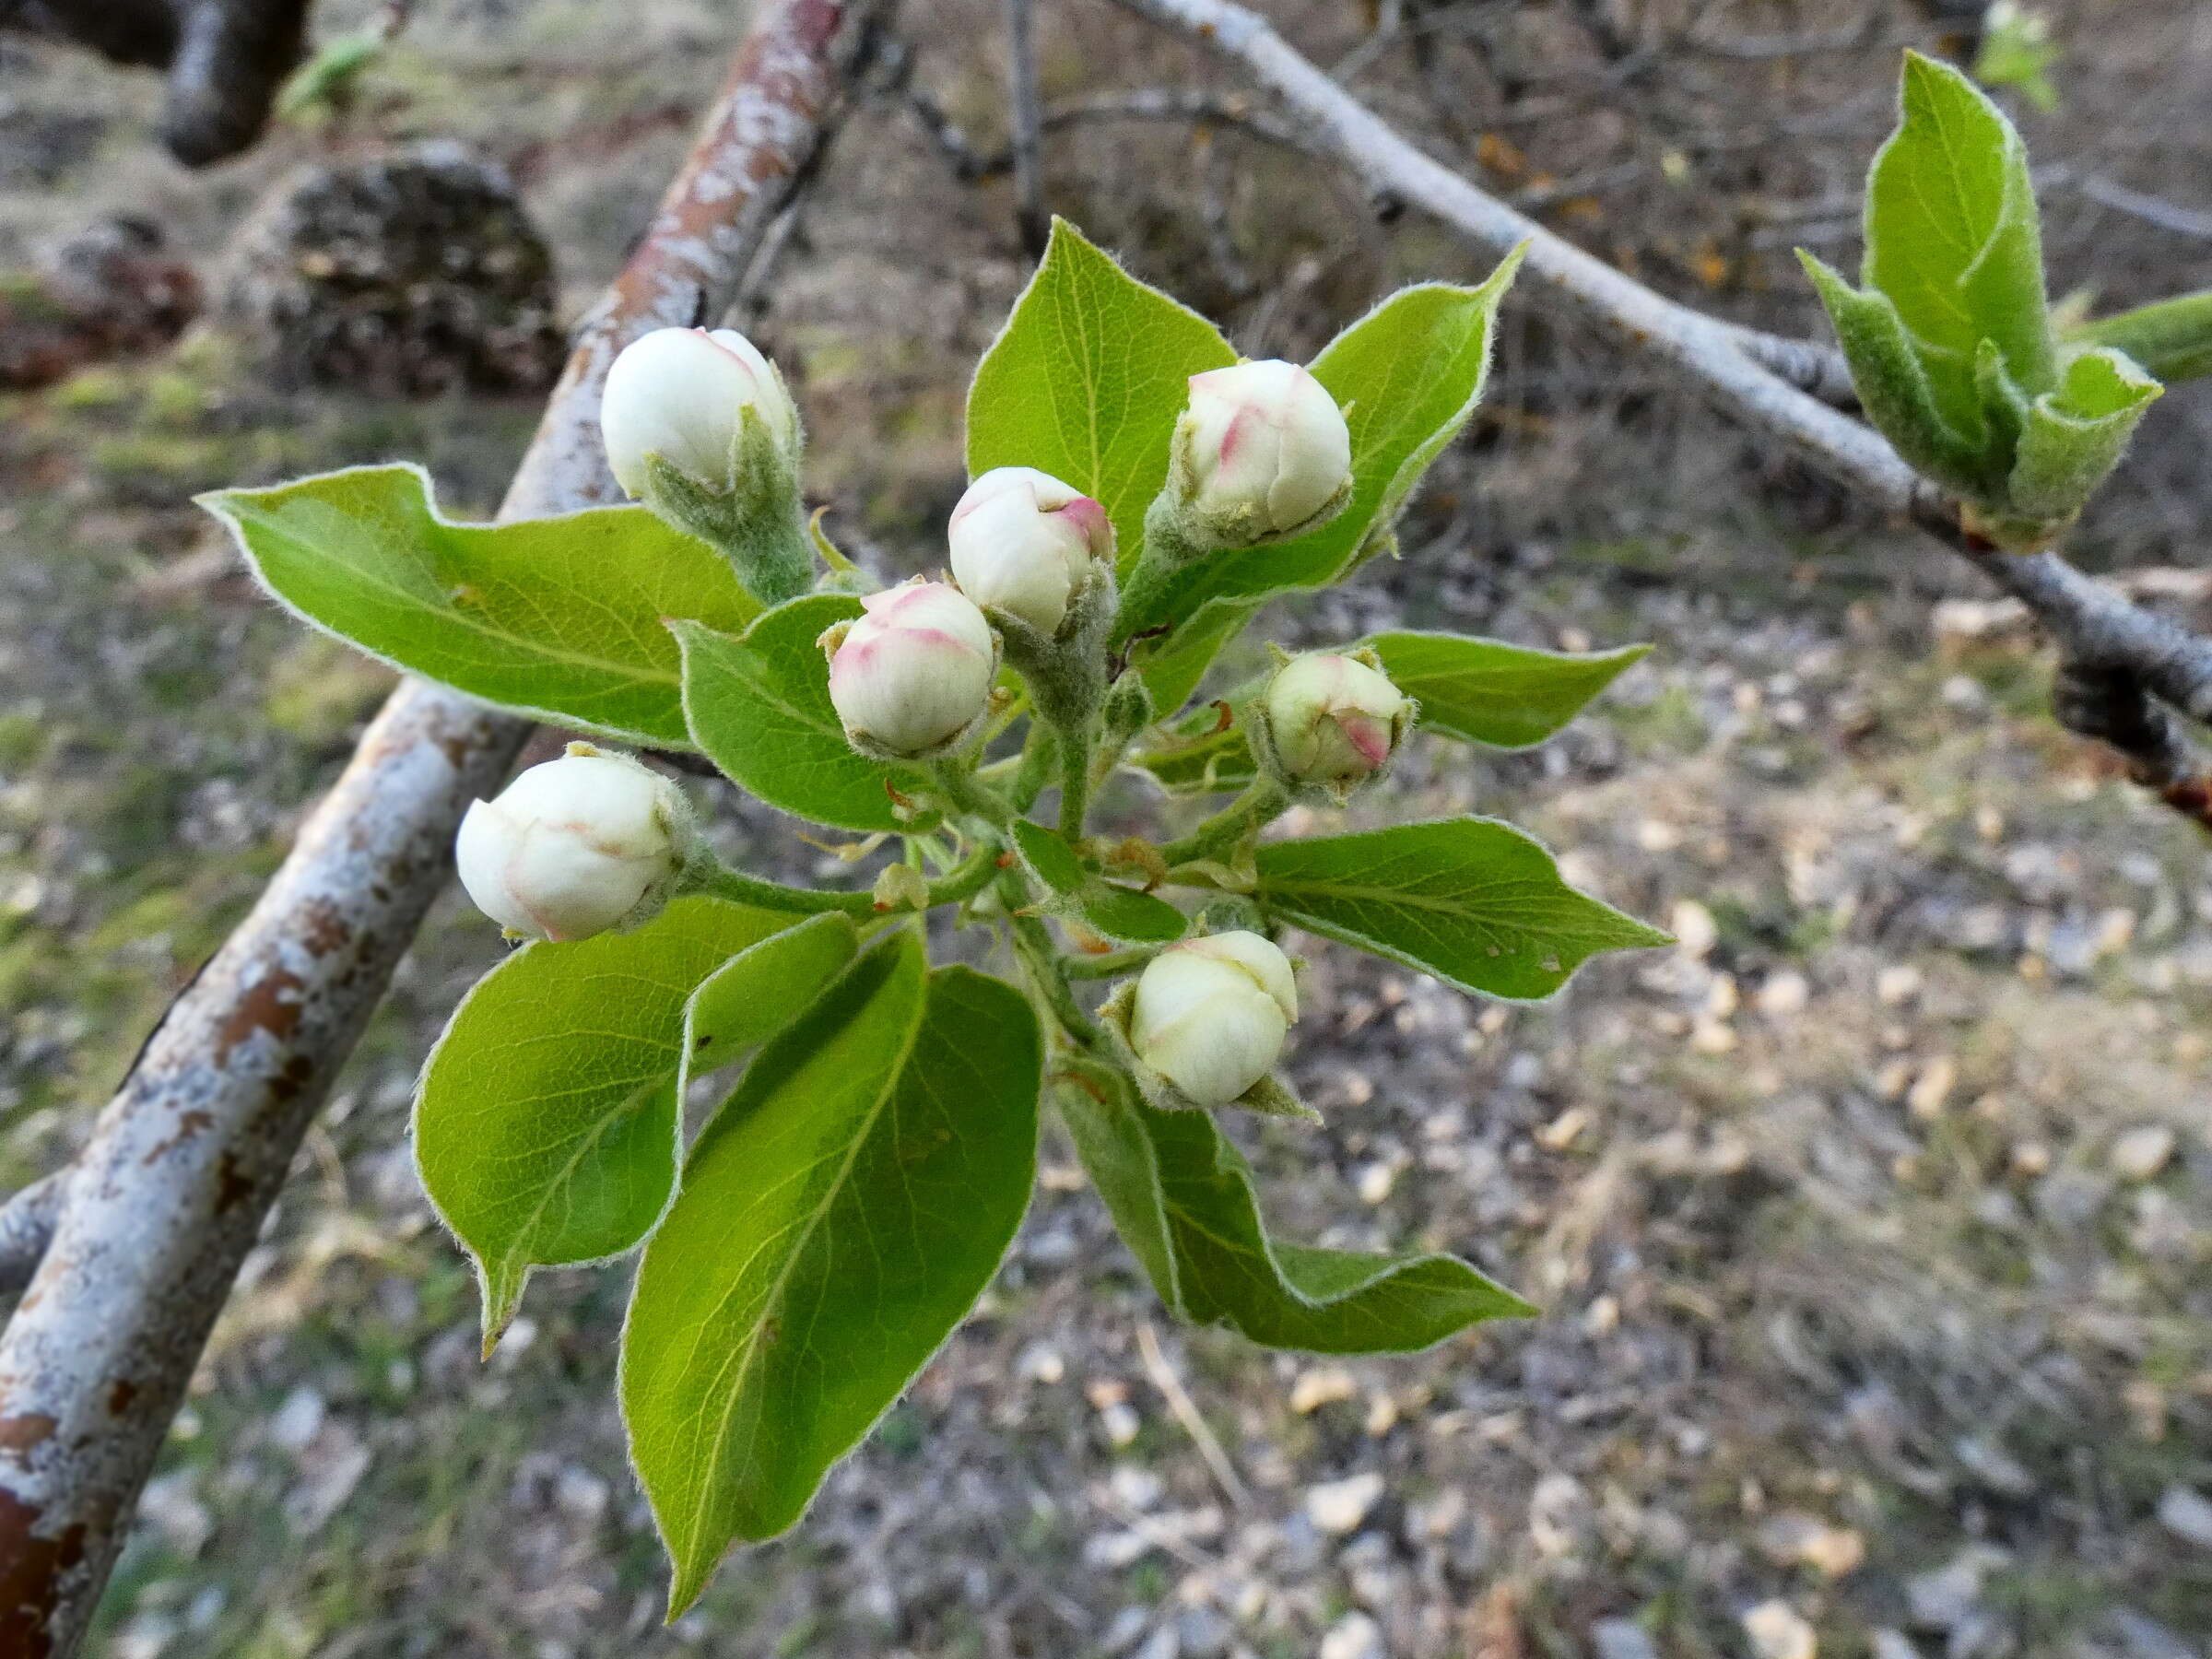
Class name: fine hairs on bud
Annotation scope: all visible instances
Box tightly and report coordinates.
[601,326,800,497]
[947,466,1114,636]
[821,580,998,759]
[1119,931,1300,1108]
[454,744,698,943]
[1255,650,1414,798]
[1171,359,1353,548]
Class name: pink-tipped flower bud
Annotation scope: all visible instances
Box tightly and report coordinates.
[947,465,1114,634]
[1264,652,1412,790]
[601,325,799,497]
[1130,931,1300,1106]
[823,580,996,757]
[454,746,694,943]
[1174,359,1353,546]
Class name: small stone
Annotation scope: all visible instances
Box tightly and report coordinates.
[268,1386,326,1453]
[1290,1367,1359,1414]
[1084,1529,1156,1570]
[1867,1632,1920,1659]
[1756,1512,1865,1578]
[1112,1466,1165,1512]
[1317,1611,1382,1659]
[1906,1057,1958,1119]
[1355,1161,1397,1205]
[1741,1599,1817,1659]
[1877,965,1923,1006]
[1307,1472,1385,1535]
[1098,1402,1141,1447]
[1907,1549,2003,1631]
[2111,1125,2177,1182]
[1757,971,1809,1016]
[1593,1618,1661,1659]
[1016,1341,1066,1384]
[1671,900,1718,959]
[2155,1484,2212,1549]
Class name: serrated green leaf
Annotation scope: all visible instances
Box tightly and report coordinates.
[675,596,932,831]
[623,937,1041,1612]
[1367,631,1648,749]
[2071,289,2212,382]
[199,464,759,747]
[1254,818,1667,1000]
[1057,1064,1531,1353]
[415,897,794,1344]
[1864,52,2054,420]
[1010,818,1187,943]
[1120,259,1524,656]
[681,912,861,1090]
[966,218,1236,570]
[2006,346,2161,523]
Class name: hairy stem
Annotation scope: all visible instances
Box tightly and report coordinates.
[1159,780,1288,867]
[1060,946,1163,980]
[698,839,1002,917]
[930,758,1017,830]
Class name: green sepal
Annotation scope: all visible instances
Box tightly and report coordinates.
[638,406,814,606]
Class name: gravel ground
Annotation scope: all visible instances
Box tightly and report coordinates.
[2,2,2210,1655]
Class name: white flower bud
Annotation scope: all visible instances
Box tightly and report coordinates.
[601,326,799,498]
[947,465,1114,634]
[1130,931,1299,1106]
[1264,653,1411,788]
[1175,359,1353,544]
[824,580,996,757]
[454,747,693,943]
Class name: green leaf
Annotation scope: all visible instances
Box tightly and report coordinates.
[1254,818,1668,1001]
[1011,818,1187,943]
[199,464,759,747]
[1057,1063,1531,1353]
[681,912,861,1089]
[1971,4,2061,112]
[415,897,794,1345]
[1131,702,1259,797]
[1800,253,1995,495]
[675,595,932,832]
[1119,260,1524,656]
[2072,289,2212,383]
[966,218,1236,570]
[2006,346,2161,523]
[1863,52,2054,422]
[1367,632,1648,749]
[1139,598,1259,713]
[622,937,1041,1611]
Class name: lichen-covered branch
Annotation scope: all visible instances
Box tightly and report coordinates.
[0,4,886,1652]
[1108,0,2212,831]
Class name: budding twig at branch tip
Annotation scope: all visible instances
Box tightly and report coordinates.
[454,743,700,943]
[820,579,999,758]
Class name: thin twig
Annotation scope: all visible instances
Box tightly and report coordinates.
[1003,0,1050,256]
[1105,0,2212,832]
[1135,1320,1252,1511]
[0,6,889,1651]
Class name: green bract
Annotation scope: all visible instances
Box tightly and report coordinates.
[202,218,1666,1613]
[1800,53,2161,547]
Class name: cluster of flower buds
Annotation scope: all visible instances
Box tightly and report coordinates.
[601,326,800,498]
[1254,650,1414,798]
[947,466,1114,636]
[455,744,698,943]
[1121,931,1300,1107]
[1168,359,1354,549]
[821,580,998,759]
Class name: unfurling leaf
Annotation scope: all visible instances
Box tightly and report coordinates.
[1254,818,1668,1001]
[2006,347,2161,523]
[675,596,934,831]
[415,898,796,1346]
[1058,1061,1531,1352]
[199,464,759,747]
[2070,289,2212,384]
[622,936,1041,1613]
